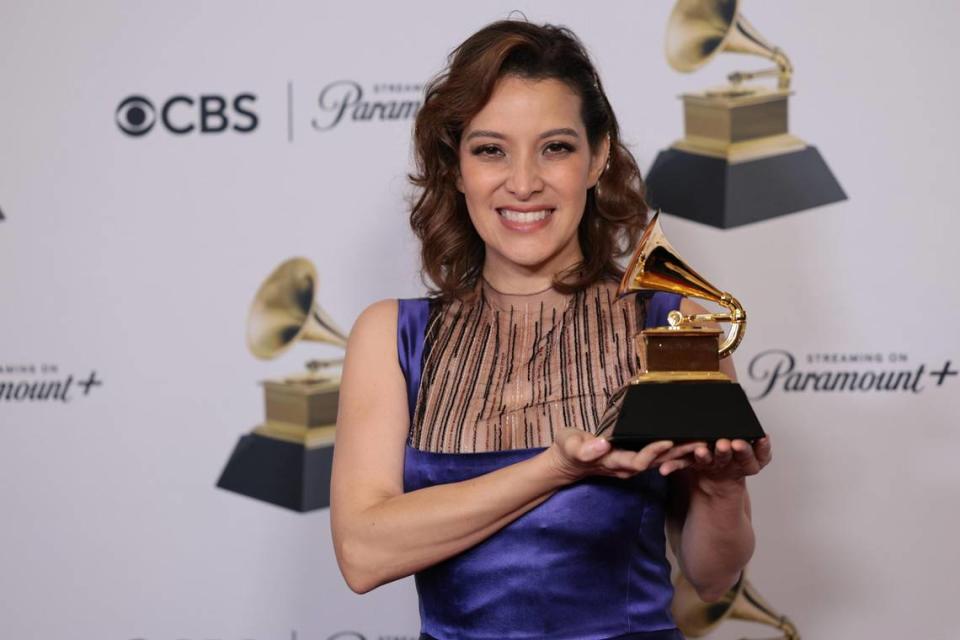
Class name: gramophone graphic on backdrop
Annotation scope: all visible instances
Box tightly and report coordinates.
[626,3,807,636]
[646,0,846,228]
[217,258,346,512]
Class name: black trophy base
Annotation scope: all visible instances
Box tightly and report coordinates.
[216,433,333,512]
[609,382,765,451]
[645,146,846,229]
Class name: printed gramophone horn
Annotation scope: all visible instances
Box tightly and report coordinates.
[246,257,348,360]
[665,0,793,89]
[672,571,800,640]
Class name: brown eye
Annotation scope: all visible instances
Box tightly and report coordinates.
[471,144,503,157]
[544,142,574,155]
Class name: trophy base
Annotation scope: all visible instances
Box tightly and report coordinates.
[216,431,334,512]
[645,146,846,229]
[608,381,765,450]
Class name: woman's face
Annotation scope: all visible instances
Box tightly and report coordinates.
[457,75,608,282]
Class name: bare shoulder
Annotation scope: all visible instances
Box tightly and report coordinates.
[340,298,402,384]
[349,299,399,346]
[340,297,405,406]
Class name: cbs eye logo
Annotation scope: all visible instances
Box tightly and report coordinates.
[115,93,258,137]
[116,95,156,136]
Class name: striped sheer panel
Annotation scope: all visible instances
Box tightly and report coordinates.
[409,278,648,453]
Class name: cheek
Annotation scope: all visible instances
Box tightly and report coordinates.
[547,163,591,209]
[460,170,506,217]
[556,158,592,187]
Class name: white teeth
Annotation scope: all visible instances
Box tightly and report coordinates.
[498,208,552,223]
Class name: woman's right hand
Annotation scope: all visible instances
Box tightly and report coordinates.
[546,427,700,484]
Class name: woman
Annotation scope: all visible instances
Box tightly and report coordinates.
[331,19,771,640]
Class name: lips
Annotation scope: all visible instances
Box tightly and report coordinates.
[496,207,555,232]
[497,208,554,223]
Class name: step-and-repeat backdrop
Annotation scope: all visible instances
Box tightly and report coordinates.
[2,1,957,639]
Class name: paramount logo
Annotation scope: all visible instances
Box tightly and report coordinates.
[0,363,103,403]
[311,80,422,131]
[745,350,957,400]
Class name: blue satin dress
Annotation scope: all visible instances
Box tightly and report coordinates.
[398,293,684,640]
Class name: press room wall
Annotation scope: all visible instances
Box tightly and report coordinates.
[1,1,957,639]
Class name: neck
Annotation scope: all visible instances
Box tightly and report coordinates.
[479,272,574,313]
[481,244,583,295]
[482,276,554,297]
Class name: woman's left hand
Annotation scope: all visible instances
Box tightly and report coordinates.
[658,436,773,496]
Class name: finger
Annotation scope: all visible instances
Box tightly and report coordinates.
[710,439,733,468]
[558,429,595,462]
[601,447,649,471]
[653,441,703,464]
[632,440,675,470]
[754,436,773,467]
[659,457,694,476]
[602,441,676,474]
[731,439,760,474]
[600,444,666,474]
[579,436,611,462]
[694,444,712,466]
[731,439,755,460]
[557,427,585,451]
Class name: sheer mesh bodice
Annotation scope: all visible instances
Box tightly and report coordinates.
[408,277,647,453]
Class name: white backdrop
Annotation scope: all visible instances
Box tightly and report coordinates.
[1,1,958,639]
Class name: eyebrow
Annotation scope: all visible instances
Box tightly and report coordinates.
[464,127,580,142]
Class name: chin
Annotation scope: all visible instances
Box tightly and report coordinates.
[500,248,567,272]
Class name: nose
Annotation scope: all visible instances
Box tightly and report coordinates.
[504,154,544,200]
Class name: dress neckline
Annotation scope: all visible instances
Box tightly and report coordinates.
[477,276,575,314]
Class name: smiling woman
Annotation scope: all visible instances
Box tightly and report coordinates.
[408,20,648,300]
[330,18,770,640]
[456,77,606,290]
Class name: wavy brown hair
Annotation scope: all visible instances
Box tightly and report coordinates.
[409,19,649,300]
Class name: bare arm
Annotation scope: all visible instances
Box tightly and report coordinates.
[330,300,680,593]
[663,298,772,602]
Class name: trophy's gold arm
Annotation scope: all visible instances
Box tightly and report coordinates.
[666,292,746,359]
[728,56,793,89]
[722,15,793,90]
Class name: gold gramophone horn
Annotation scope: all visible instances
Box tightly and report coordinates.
[672,571,800,639]
[666,0,793,90]
[246,257,348,360]
[618,211,746,358]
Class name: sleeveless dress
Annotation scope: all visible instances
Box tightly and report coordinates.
[397,279,684,640]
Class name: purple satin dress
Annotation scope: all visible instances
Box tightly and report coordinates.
[398,293,684,640]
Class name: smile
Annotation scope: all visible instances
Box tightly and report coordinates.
[497,208,555,223]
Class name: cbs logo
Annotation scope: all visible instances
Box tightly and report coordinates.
[116,93,258,137]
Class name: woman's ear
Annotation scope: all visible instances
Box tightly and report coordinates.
[455,170,464,193]
[589,134,612,188]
